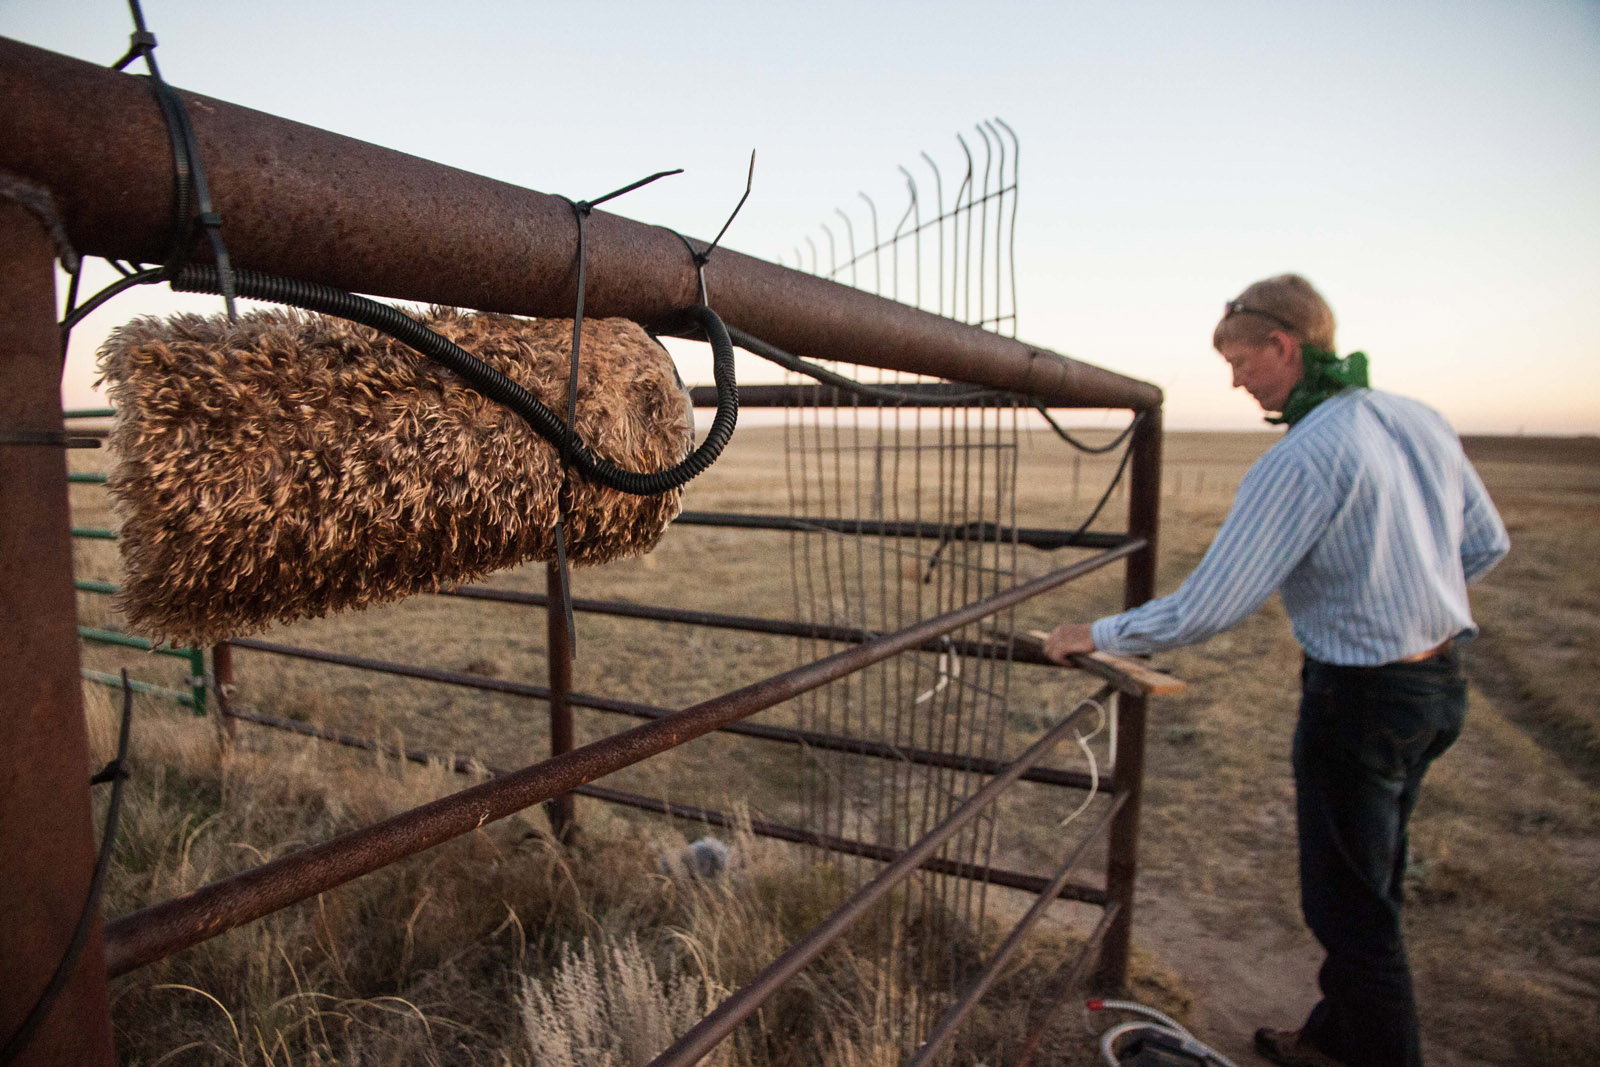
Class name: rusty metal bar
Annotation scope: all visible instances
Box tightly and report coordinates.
[204,706,1109,903]
[643,687,1113,1067]
[906,794,1125,1066]
[440,585,1073,668]
[570,785,1107,904]
[572,692,1108,793]
[0,38,1160,411]
[222,706,491,778]
[211,643,236,743]
[672,510,1129,550]
[1097,405,1163,988]
[1013,899,1125,1067]
[544,562,576,841]
[689,383,1009,408]
[0,195,116,1065]
[103,544,1138,977]
[224,633,1110,792]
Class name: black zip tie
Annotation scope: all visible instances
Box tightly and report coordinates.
[143,75,237,321]
[0,671,134,1067]
[111,0,161,76]
[89,759,129,787]
[58,0,239,353]
[118,0,237,322]
[670,150,756,306]
[552,166,686,655]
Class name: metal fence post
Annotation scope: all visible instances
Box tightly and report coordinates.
[1097,405,1163,988]
[212,642,236,745]
[544,562,576,842]
[0,194,118,1065]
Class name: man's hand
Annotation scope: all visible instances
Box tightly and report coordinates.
[1042,622,1095,664]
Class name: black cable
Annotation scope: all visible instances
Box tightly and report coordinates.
[61,267,164,334]
[1063,410,1144,544]
[725,324,1009,407]
[0,672,135,1067]
[170,265,738,496]
[1032,405,1140,455]
[919,409,1144,581]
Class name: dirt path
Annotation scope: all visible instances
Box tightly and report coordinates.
[1134,886,1504,1067]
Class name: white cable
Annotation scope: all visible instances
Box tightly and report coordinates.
[1059,697,1108,828]
[1089,999,1244,1067]
[1092,998,1192,1037]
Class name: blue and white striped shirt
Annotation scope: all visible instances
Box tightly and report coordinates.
[1091,389,1510,666]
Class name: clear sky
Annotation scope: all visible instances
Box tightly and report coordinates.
[7,0,1598,433]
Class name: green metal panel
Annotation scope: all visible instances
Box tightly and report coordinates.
[80,669,199,709]
[77,625,191,659]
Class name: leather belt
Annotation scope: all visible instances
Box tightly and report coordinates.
[1395,640,1453,664]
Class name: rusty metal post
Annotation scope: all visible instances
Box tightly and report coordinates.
[0,196,117,1065]
[544,562,576,842]
[1097,405,1163,988]
[212,642,236,745]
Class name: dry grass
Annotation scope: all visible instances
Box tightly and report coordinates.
[86,683,1182,1066]
[71,424,1600,1065]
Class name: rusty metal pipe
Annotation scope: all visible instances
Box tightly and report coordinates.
[102,544,1138,976]
[670,511,1129,550]
[226,635,1106,789]
[1097,406,1163,988]
[906,793,1126,1066]
[570,692,1108,793]
[216,709,1107,902]
[440,583,1086,666]
[0,195,116,1065]
[644,686,1113,1067]
[0,39,1159,411]
[1013,900,1125,1067]
[573,784,1108,905]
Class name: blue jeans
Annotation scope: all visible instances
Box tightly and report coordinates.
[1293,648,1467,1067]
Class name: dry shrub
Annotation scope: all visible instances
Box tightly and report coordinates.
[97,309,693,647]
[519,935,730,1067]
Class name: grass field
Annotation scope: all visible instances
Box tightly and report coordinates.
[68,422,1599,1065]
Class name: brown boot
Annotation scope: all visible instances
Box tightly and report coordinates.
[1253,1027,1348,1067]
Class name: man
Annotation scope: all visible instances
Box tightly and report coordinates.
[1043,274,1509,1067]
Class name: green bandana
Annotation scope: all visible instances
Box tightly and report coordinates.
[1267,343,1369,426]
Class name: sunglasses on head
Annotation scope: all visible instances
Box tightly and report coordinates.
[1223,299,1298,334]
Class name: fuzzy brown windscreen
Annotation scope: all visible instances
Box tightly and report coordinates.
[98,308,694,647]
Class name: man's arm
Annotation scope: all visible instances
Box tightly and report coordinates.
[1046,447,1334,662]
[1460,462,1509,584]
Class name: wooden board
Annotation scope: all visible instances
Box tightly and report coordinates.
[1017,630,1187,697]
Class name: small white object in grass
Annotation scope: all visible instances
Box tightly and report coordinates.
[661,836,731,880]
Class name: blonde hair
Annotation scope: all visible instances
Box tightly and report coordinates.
[1213,274,1336,351]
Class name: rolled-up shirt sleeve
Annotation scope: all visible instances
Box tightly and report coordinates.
[1459,463,1510,584]
[1090,448,1335,656]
